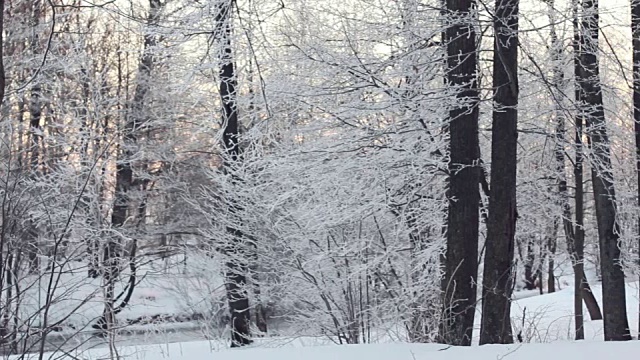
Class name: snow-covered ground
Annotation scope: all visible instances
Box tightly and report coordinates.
[21,338,640,360]
[512,281,640,342]
[14,277,640,359]
[14,255,226,332]
[12,252,640,359]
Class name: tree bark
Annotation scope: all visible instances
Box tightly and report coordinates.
[29,0,43,174]
[26,1,44,274]
[547,221,558,293]
[578,0,631,341]
[215,0,252,347]
[631,0,640,337]
[111,0,161,230]
[101,0,163,333]
[479,0,519,345]
[524,239,536,290]
[438,0,480,347]
[564,2,603,339]
[0,0,5,105]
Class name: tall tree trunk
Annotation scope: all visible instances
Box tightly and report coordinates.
[77,17,99,277]
[438,0,480,346]
[101,0,162,332]
[575,114,603,323]
[578,0,631,342]
[553,3,585,336]
[631,0,640,336]
[0,0,4,341]
[0,0,5,106]
[479,0,519,345]
[26,0,44,275]
[565,1,603,339]
[29,0,42,174]
[215,0,252,347]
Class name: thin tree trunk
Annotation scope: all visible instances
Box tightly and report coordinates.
[568,1,602,338]
[439,0,480,346]
[547,221,558,293]
[524,238,536,290]
[578,0,631,342]
[631,0,640,337]
[0,0,5,106]
[537,265,543,295]
[479,0,519,345]
[215,0,252,347]
[77,24,99,277]
[556,6,586,334]
[0,0,5,343]
[29,0,42,174]
[26,1,44,276]
[1,252,14,342]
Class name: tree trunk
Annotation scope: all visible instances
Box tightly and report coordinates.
[111,0,161,230]
[101,0,162,333]
[29,0,42,174]
[0,0,5,105]
[631,0,640,336]
[215,0,252,347]
[578,0,631,342]
[0,0,4,341]
[547,221,558,293]
[575,112,602,323]
[564,1,603,339]
[438,0,480,347]
[524,239,536,290]
[479,0,519,345]
[26,1,43,275]
[556,5,585,337]
[537,266,543,295]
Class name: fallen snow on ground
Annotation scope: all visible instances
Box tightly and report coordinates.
[13,272,640,359]
[511,281,640,342]
[25,339,640,360]
[17,254,226,331]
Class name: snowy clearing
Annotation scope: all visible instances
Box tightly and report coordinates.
[23,340,640,360]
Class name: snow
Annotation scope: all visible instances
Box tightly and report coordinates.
[22,339,640,360]
[511,282,640,342]
[14,257,640,359]
[15,256,225,332]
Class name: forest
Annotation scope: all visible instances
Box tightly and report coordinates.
[0,0,640,357]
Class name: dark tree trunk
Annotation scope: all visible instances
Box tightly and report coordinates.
[547,221,558,293]
[87,240,100,278]
[215,0,252,347]
[0,0,5,105]
[479,0,519,345]
[631,0,640,336]
[101,0,162,333]
[578,0,631,342]
[111,0,160,230]
[438,0,480,347]
[25,2,44,275]
[524,239,536,290]
[565,2,602,339]
[0,0,4,338]
[557,15,586,330]
[575,112,602,323]
[537,266,543,295]
[29,0,42,173]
